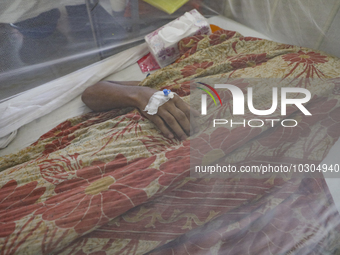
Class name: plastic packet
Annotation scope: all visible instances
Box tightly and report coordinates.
[137,52,161,73]
[145,9,211,68]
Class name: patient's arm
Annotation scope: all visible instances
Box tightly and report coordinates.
[82,81,199,140]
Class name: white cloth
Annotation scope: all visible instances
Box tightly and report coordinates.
[0,58,148,157]
[0,43,149,140]
[0,130,17,149]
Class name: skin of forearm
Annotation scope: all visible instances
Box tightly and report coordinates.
[81,81,153,112]
[107,80,141,86]
[82,80,199,140]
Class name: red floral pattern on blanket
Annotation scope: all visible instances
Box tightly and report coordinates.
[240,37,262,42]
[176,29,240,62]
[35,120,77,155]
[37,155,157,234]
[190,127,262,166]
[324,106,340,139]
[283,51,328,65]
[209,29,237,46]
[230,53,268,69]
[178,35,205,55]
[232,36,263,53]
[32,120,75,147]
[180,61,214,78]
[258,97,339,152]
[0,180,45,238]
[158,141,191,187]
[1,29,340,255]
[330,78,340,95]
[139,135,181,155]
[160,81,192,97]
[150,178,338,255]
[58,178,293,255]
[282,51,328,85]
[33,110,123,155]
[39,153,82,185]
[90,112,146,156]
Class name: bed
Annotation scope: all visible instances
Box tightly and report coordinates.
[1,16,340,255]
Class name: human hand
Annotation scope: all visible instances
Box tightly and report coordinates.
[133,87,200,140]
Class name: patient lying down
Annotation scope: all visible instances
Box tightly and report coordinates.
[1,28,340,255]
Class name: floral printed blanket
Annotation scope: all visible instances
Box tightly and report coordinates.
[1,29,340,255]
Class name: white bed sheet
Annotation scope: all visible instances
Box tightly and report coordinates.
[0,15,271,157]
[1,15,339,213]
[0,62,147,157]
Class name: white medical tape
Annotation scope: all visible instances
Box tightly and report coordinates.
[144,89,176,115]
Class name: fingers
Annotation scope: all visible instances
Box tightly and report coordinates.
[174,96,200,117]
[167,107,191,135]
[144,95,200,140]
[158,109,188,140]
[173,96,199,133]
[149,115,174,139]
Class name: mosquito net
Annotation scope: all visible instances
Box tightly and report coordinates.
[1,1,340,255]
[0,0,223,101]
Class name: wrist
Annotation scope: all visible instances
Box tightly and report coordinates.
[130,86,156,110]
